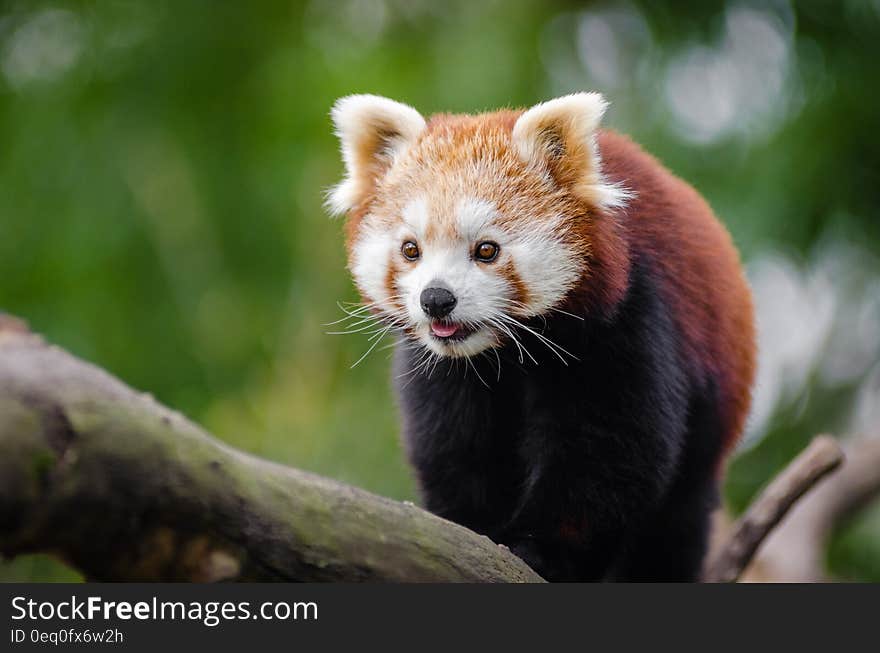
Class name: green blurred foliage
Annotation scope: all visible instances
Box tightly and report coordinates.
[1,0,878,580]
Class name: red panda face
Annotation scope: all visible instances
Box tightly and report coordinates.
[328,94,628,358]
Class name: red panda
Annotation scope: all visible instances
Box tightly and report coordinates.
[328,93,756,581]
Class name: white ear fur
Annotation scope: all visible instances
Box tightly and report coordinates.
[326,94,426,216]
[512,93,629,210]
[512,92,607,163]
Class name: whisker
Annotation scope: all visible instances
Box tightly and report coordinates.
[325,296,405,325]
[486,315,536,365]
[325,321,382,335]
[466,355,490,389]
[350,324,392,369]
[327,313,408,336]
[396,346,433,381]
[398,347,441,389]
[495,297,584,323]
[497,314,578,365]
[549,307,585,321]
[427,351,442,379]
[486,317,524,364]
[492,347,502,382]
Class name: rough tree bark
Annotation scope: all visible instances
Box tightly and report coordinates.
[0,314,872,582]
[741,436,880,582]
[703,436,843,582]
[0,315,541,582]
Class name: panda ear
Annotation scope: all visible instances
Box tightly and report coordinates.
[512,93,627,210]
[326,94,426,216]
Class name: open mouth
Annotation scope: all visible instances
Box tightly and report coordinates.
[429,320,478,342]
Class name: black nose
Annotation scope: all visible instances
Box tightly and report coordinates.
[420,286,457,318]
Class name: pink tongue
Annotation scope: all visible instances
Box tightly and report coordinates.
[431,321,459,338]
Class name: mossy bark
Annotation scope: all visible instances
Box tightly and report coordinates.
[0,315,543,582]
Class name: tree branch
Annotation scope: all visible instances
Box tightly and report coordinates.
[1,314,870,583]
[0,315,543,582]
[742,436,880,582]
[703,435,845,583]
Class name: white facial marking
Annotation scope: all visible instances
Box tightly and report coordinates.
[506,223,581,315]
[391,197,510,357]
[350,222,394,305]
[402,196,430,236]
[372,193,583,358]
[352,192,584,360]
[456,196,497,242]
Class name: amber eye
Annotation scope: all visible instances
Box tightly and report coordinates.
[474,241,500,262]
[401,241,420,261]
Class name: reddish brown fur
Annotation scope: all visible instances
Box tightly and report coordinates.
[590,130,756,457]
[346,111,588,258]
[417,115,754,457]
[498,259,530,308]
[345,107,755,458]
